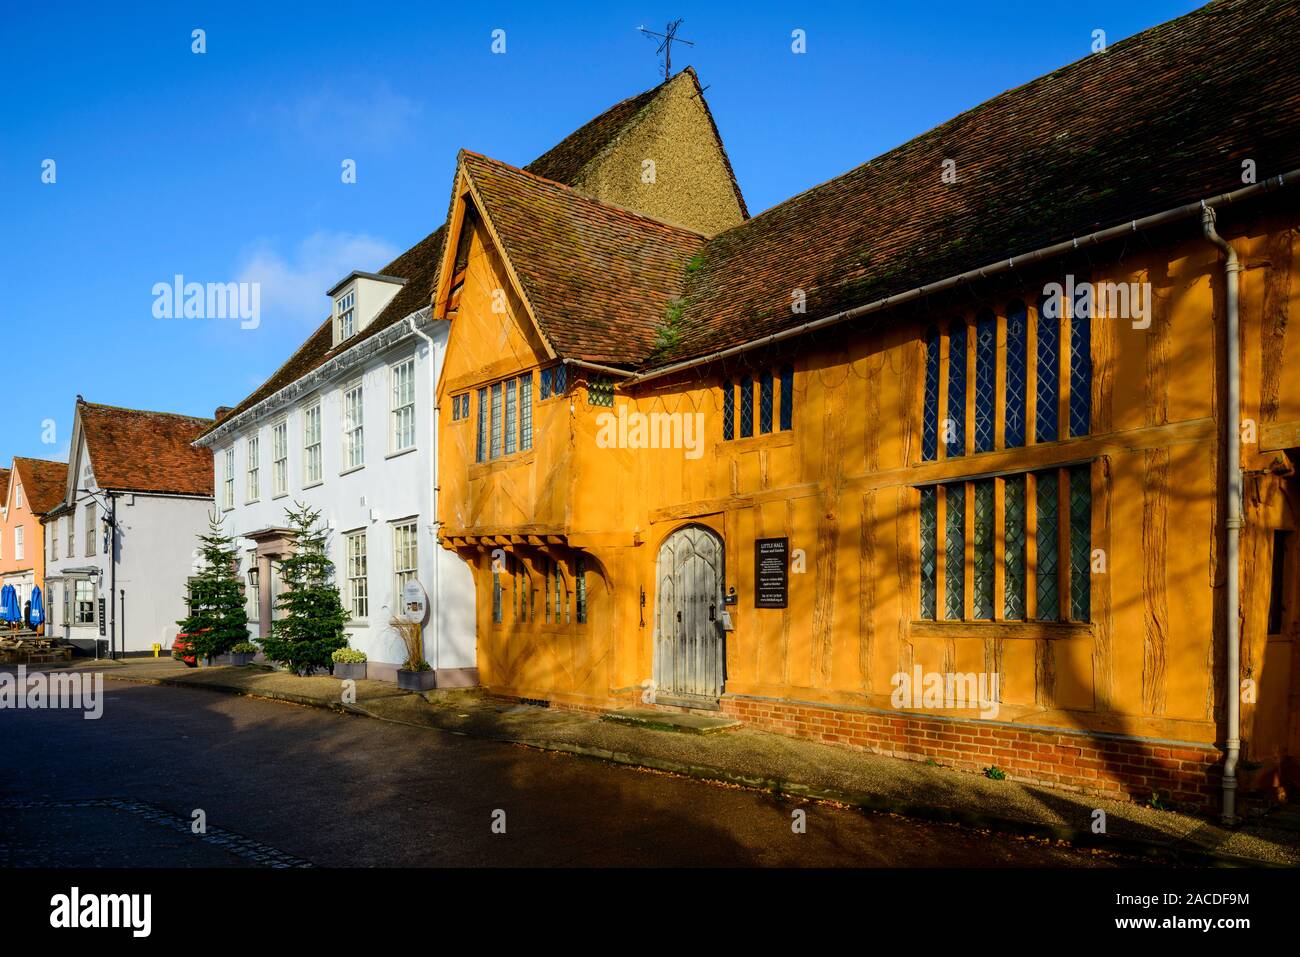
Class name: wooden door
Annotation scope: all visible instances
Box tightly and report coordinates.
[654,525,725,699]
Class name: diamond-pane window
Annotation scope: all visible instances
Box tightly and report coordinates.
[779,364,794,431]
[974,312,996,453]
[922,328,940,461]
[475,387,487,463]
[1069,465,1092,621]
[1069,301,1092,437]
[1005,301,1027,448]
[1036,471,1060,620]
[722,380,734,440]
[759,369,774,434]
[947,323,967,457]
[919,486,937,620]
[739,376,753,437]
[588,376,613,407]
[1004,475,1027,620]
[945,482,965,619]
[1036,298,1060,442]
[973,479,995,618]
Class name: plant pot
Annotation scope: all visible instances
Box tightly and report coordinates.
[334,661,367,680]
[228,652,256,666]
[397,668,436,691]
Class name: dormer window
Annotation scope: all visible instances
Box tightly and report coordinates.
[336,288,356,342]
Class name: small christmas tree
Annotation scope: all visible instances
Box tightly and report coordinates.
[177,511,250,661]
[261,502,348,675]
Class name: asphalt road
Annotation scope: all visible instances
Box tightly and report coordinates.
[0,680,1148,867]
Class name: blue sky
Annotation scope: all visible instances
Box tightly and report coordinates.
[1,0,1201,461]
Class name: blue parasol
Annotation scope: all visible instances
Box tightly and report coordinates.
[0,585,17,623]
[30,585,44,628]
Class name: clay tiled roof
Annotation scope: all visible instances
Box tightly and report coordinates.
[462,152,707,364]
[526,67,748,220]
[197,226,447,440]
[12,458,69,516]
[201,74,706,439]
[649,0,1300,365]
[0,468,8,509]
[526,85,664,186]
[78,401,214,497]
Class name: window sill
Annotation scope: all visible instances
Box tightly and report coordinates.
[339,465,365,477]
[386,447,417,461]
[272,492,289,501]
[909,619,1093,640]
[302,481,324,491]
[723,429,795,451]
[345,619,369,629]
[470,450,536,476]
[245,499,259,506]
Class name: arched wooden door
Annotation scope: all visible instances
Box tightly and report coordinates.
[654,525,726,700]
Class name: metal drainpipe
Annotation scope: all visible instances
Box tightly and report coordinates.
[1202,204,1242,825]
[408,314,440,675]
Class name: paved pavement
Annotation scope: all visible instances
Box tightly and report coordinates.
[0,681,1146,867]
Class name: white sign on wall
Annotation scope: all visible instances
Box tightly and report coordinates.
[402,580,428,624]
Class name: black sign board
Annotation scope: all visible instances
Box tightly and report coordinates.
[98,597,106,636]
[754,537,789,608]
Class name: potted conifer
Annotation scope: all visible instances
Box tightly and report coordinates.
[259,502,348,676]
[177,512,250,666]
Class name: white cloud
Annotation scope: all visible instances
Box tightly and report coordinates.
[236,231,399,327]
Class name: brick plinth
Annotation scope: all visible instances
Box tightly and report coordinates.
[719,695,1223,810]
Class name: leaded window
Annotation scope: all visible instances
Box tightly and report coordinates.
[916,467,1090,624]
[944,482,965,620]
[919,486,937,620]
[490,383,503,458]
[922,327,940,461]
[739,376,753,438]
[973,479,995,618]
[519,373,533,451]
[575,556,587,624]
[1004,301,1028,448]
[1035,472,1060,620]
[722,380,734,441]
[1069,304,1092,438]
[974,311,996,453]
[947,322,967,457]
[1004,475,1026,620]
[759,369,774,434]
[1069,465,1091,620]
[1036,297,1060,443]
[475,387,487,463]
[504,378,517,455]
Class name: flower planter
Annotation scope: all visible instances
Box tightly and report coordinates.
[227,652,256,666]
[397,668,436,691]
[334,661,367,681]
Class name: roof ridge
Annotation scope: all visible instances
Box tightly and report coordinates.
[79,400,214,423]
[462,150,710,239]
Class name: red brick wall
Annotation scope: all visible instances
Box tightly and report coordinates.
[720,696,1223,810]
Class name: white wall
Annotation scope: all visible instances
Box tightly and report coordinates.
[212,324,475,675]
[44,440,212,654]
